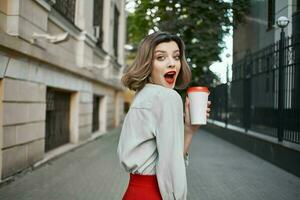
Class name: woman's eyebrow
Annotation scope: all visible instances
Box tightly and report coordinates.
[154,49,180,53]
[154,50,166,53]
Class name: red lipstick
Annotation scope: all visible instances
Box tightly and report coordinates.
[164,71,177,84]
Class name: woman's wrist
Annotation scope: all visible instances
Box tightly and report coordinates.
[184,125,193,135]
[184,124,199,135]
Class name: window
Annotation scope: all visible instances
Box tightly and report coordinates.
[93,0,104,47]
[52,0,76,24]
[267,0,275,29]
[113,6,120,58]
[92,95,100,132]
[46,88,71,152]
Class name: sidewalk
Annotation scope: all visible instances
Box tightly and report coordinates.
[0,127,299,200]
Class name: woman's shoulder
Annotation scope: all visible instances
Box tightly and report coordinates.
[131,84,182,109]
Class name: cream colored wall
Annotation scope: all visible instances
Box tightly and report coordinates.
[0,48,123,179]
[99,96,108,133]
[70,92,80,144]
[0,0,125,80]
[78,91,93,141]
[75,0,94,37]
[102,0,113,55]
[0,80,3,180]
[117,0,126,66]
[93,83,116,130]
[0,0,126,179]
[1,77,46,178]
[112,90,125,127]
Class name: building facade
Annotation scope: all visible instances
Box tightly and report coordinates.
[229,0,300,140]
[0,0,126,180]
[209,0,300,176]
[233,0,299,61]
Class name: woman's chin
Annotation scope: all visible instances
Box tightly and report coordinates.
[152,79,175,89]
[162,81,175,89]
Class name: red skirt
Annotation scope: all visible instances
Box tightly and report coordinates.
[122,174,162,200]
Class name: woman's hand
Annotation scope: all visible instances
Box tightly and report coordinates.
[184,96,211,134]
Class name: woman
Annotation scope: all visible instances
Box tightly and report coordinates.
[117,32,210,200]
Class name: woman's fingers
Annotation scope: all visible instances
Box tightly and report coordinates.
[207,100,211,106]
[206,101,211,118]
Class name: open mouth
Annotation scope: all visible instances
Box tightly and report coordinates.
[164,71,177,84]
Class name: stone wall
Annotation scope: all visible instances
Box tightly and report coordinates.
[0,0,126,180]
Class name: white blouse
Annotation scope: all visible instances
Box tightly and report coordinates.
[117,83,188,200]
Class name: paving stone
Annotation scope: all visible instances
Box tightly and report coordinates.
[0,127,299,200]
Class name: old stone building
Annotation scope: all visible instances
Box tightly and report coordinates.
[0,0,126,181]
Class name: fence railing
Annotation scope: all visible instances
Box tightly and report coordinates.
[210,34,300,144]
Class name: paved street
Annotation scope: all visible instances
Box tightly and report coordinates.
[0,127,299,200]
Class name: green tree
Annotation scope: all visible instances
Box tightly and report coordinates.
[126,0,249,86]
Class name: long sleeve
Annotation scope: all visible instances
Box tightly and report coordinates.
[117,107,157,174]
[152,89,187,200]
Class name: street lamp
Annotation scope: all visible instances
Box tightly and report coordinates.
[226,53,231,83]
[276,16,289,142]
[225,53,230,128]
[276,16,290,29]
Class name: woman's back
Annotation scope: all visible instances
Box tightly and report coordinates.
[117,83,187,199]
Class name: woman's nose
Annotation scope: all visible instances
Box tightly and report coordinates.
[167,57,176,68]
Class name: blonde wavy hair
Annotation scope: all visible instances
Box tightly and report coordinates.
[122,32,191,91]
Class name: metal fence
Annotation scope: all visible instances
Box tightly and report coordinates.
[210,34,300,144]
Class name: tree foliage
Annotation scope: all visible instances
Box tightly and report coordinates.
[126,0,249,86]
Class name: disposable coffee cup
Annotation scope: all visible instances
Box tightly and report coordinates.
[187,86,210,125]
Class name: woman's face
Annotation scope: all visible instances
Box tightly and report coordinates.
[150,41,181,89]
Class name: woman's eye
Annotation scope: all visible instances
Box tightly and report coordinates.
[157,56,165,61]
[174,56,180,60]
